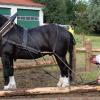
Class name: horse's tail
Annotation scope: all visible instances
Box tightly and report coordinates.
[68,32,76,81]
[68,31,76,57]
[70,32,76,45]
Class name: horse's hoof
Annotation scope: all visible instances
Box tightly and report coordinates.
[57,83,69,87]
[4,84,16,90]
[57,77,70,87]
[57,76,63,87]
[61,83,69,87]
[57,82,62,87]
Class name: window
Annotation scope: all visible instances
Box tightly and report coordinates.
[17,16,39,21]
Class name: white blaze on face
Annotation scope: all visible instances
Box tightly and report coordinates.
[57,75,69,87]
[4,76,16,90]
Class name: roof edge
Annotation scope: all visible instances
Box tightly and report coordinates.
[0,2,45,8]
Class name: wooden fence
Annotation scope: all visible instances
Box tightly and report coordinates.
[76,39,100,71]
[0,39,100,71]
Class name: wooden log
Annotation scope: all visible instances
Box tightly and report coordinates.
[0,64,57,70]
[76,48,100,52]
[76,48,86,52]
[0,85,100,97]
[92,48,100,52]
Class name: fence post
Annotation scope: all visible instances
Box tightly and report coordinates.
[72,46,76,81]
[84,39,92,71]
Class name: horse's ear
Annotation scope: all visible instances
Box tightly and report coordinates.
[10,13,17,22]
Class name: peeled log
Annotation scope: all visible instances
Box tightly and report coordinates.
[0,85,100,97]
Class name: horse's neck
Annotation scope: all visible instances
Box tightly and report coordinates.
[2,16,8,24]
[14,24,24,33]
[0,15,24,32]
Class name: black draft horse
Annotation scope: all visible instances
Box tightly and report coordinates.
[0,15,76,90]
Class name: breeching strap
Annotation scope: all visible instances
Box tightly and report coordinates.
[53,24,59,53]
[22,29,28,48]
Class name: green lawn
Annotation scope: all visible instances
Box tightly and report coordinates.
[74,34,100,83]
[75,34,100,48]
[80,70,99,83]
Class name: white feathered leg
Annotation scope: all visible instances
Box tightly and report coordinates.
[57,75,63,87]
[57,75,69,87]
[4,76,16,90]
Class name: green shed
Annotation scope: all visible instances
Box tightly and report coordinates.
[17,9,39,28]
[0,0,44,28]
[0,7,10,16]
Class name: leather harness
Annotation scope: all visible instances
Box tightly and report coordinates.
[22,29,28,48]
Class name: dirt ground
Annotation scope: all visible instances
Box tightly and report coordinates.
[0,66,100,99]
[0,67,59,89]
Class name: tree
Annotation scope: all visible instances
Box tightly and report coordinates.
[33,0,47,3]
[73,0,88,33]
[44,0,68,24]
[33,0,77,24]
[87,0,100,33]
[65,0,76,24]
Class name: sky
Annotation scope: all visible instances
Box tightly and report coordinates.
[78,0,89,2]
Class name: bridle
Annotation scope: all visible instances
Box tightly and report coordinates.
[0,13,17,37]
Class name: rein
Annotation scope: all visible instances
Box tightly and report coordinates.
[0,22,15,37]
[0,13,17,37]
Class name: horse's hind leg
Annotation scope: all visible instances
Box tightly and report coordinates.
[1,53,16,90]
[55,55,70,87]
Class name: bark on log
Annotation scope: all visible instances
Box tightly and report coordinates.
[0,85,100,97]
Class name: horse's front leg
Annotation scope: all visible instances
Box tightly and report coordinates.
[55,56,70,87]
[1,53,16,90]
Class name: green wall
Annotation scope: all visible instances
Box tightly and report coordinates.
[0,8,10,16]
[17,9,39,16]
[0,7,40,28]
[17,9,39,28]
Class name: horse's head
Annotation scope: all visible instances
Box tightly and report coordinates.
[0,15,8,39]
[0,13,18,39]
[0,14,8,27]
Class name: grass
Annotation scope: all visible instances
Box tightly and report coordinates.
[74,34,100,83]
[80,70,99,83]
[75,34,100,48]
[75,34,100,68]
